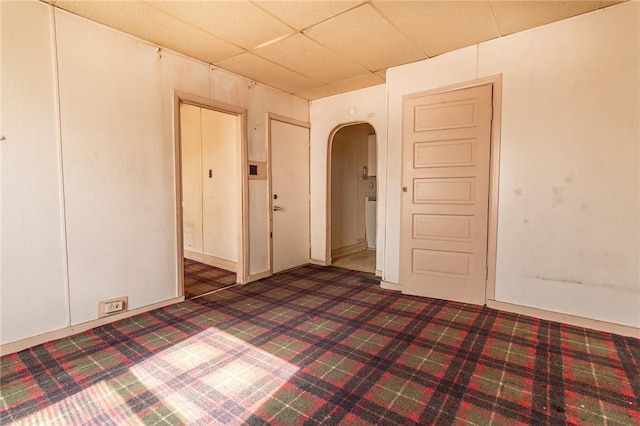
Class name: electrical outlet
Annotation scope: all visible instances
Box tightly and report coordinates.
[104,300,123,314]
[99,297,127,317]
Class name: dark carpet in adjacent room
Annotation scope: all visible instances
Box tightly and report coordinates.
[1,265,638,425]
[184,258,236,299]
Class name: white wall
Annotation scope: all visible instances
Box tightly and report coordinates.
[1,1,308,345]
[1,1,69,343]
[331,132,359,250]
[311,2,639,328]
[310,85,387,272]
[477,3,639,327]
[55,9,191,324]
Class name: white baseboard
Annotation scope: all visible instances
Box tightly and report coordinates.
[0,296,185,356]
[309,258,329,266]
[331,241,368,258]
[247,270,272,282]
[375,270,382,277]
[380,280,402,291]
[185,250,237,273]
[486,299,639,338]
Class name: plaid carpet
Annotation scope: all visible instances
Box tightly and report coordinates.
[184,259,236,299]
[1,265,639,425]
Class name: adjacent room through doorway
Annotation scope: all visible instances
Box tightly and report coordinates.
[329,123,377,274]
[179,102,240,299]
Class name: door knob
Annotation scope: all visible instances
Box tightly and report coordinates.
[273,205,282,211]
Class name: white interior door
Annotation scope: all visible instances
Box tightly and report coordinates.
[401,84,493,305]
[271,120,310,273]
[180,104,203,253]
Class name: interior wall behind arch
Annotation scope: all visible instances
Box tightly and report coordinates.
[331,124,376,254]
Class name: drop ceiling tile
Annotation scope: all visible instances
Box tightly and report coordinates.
[489,1,602,36]
[146,0,295,50]
[215,53,321,94]
[374,0,500,57]
[255,0,363,30]
[330,73,385,92]
[253,34,369,83]
[296,84,344,100]
[55,1,243,63]
[304,3,426,72]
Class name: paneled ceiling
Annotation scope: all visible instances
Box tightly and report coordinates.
[45,0,624,100]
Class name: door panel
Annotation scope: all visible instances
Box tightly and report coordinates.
[271,120,310,273]
[180,104,203,253]
[401,84,492,305]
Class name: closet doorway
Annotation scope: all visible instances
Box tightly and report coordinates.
[174,93,248,299]
[328,123,377,274]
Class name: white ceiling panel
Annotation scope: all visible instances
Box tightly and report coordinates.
[54,1,244,63]
[329,73,386,92]
[255,0,363,30]
[253,34,369,83]
[489,1,602,36]
[295,84,344,100]
[304,3,426,72]
[146,0,295,49]
[374,0,501,57]
[214,53,322,94]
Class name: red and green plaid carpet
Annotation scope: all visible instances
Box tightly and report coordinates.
[184,259,237,299]
[1,265,639,425]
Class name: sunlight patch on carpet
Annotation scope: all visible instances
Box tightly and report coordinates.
[129,327,299,424]
[17,380,143,425]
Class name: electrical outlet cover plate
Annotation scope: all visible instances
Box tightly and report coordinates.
[99,297,128,317]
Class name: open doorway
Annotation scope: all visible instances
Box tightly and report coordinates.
[175,93,247,299]
[328,123,377,273]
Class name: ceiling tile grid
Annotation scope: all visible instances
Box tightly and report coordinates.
[47,0,627,100]
[303,3,427,72]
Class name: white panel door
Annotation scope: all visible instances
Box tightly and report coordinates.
[180,104,203,253]
[271,120,310,273]
[401,84,492,305]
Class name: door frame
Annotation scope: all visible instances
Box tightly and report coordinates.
[267,113,311,275]
[324,121,377,266]
[173,91,249,293]
[400,74,502,302]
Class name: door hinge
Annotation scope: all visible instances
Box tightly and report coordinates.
[270,231,272,238]
[485,266,489,281]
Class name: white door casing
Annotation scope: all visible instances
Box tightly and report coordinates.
[271,119,310,274]
[401,84,493,305]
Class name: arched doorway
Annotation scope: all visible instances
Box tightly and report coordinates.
[327,122,377,273]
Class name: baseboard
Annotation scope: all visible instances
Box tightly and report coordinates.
[0,296,185,356]
[331,241,368,258]
[380,280,402,291]
[486,299,640,338]
[184,250,237,273]
[375,270,382,277]
[247,269,272,282]
[309,258,329,266]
